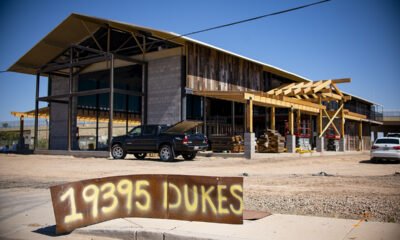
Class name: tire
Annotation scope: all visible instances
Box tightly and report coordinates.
[182,152,197,160]
[134,153,147,160]
[111,144,126,159]
[159,144,174,162]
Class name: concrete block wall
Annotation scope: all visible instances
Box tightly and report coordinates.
[244,133,255,159]
[147,55,183,125]
[286,135,296,153]
[48,76,78,150]
[49,76,69,150]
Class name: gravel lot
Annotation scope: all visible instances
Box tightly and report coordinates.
[0,152,399,223]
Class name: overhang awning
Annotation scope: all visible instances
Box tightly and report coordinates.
[11,107,140,125]
[193,90,325,114]
[7,13,311,84]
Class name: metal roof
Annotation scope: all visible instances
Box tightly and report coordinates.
[7,13,378,105]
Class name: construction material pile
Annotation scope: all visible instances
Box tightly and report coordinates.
[257,129,285,153]
[210,135,244,153]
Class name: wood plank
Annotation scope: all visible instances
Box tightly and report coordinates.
[331,83,343,96]
[321,92,342,101]
[320,103,344,138]
[282,96,326,109]
[270,107,275,130]
[331,78,351,84]
[323,109,340,136]
[313,80,332,93]
[343,95,352,101]
[289,108,294,135]
[246,99,253,132]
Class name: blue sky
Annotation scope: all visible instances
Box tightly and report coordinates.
[0,0,399,121]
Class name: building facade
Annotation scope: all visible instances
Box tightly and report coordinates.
[8,14,382,155]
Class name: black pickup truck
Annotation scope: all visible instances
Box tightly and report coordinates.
[111,121,208,161]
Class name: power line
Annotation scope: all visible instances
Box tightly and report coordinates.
[177,0,331,39]
[154,0,331,47]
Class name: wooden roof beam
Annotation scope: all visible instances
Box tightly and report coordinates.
[331,78,351,84]
[266,83,295,95]
[331,83,343,96]
[321,92,342,101]
[313,80,332,93]
[273,83,296,95]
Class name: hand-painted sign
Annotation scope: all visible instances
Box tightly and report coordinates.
[50,174,243,233]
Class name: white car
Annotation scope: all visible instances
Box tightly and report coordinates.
[370,137,400,162]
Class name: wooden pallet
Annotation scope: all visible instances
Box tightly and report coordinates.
[257,129,285,153]
[210,135,244,153]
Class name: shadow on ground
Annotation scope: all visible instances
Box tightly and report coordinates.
[108,157,186,163]
[32,225,69,237]
[359,159,400,164]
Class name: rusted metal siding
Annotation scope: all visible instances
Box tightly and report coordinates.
[187,42,264,92]
[50,174,243,234]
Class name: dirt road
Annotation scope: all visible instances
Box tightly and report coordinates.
[0,152,399,223]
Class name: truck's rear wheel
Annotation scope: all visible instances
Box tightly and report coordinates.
[111,144,126,159]
[182,152,197,160]
[159,145,174,162]
[134,153,147,160]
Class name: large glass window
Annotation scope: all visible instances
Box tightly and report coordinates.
[77,65,142,113]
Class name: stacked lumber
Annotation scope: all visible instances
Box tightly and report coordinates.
[210,135,244,153]
[257,129,285,153]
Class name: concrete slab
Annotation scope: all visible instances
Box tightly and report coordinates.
[198,150,368,159]
[347,221,400,240]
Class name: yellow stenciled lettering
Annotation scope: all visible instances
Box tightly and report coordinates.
[163,182,168,210]
[183,184,198,212]
[100,182,118,214]
[82,184,100,218]
[135,180,151,211]
[217,185,229,214]
[168,183,182,209]
[229,184,243,215]
[117,179,133,213]
[201,185,217,214]
[60,187,83,223]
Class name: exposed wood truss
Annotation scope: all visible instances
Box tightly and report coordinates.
[193,90,325,114]
[319,103,344,138]
[266,78,352,102]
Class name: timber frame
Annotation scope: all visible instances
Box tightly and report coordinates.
[194,78,358,137]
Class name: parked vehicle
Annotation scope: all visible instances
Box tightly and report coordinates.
[387,133,400,138]
[111,121,208,161]
[370,137,400,162]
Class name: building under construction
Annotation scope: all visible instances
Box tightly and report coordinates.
[8,14,382,157]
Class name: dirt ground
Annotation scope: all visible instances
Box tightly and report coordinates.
[0,152,399,223]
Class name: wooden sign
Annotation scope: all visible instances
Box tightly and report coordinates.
[50,174,243,233]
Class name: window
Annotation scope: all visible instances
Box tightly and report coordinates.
[129,127,142,136]
[143,126,157,136]
[375,138,399,144]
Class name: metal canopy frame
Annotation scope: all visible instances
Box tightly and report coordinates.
[33,25,151,152]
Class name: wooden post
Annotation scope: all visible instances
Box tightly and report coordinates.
[318,97,323,135]
[231,101,235,134]
[246,98,253,133]
[297,110,301,136]
[341,101,345,137]
[203,97,207,136]
[289,107,294,135]
[359,121,363,151]
[270,107,275,130]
